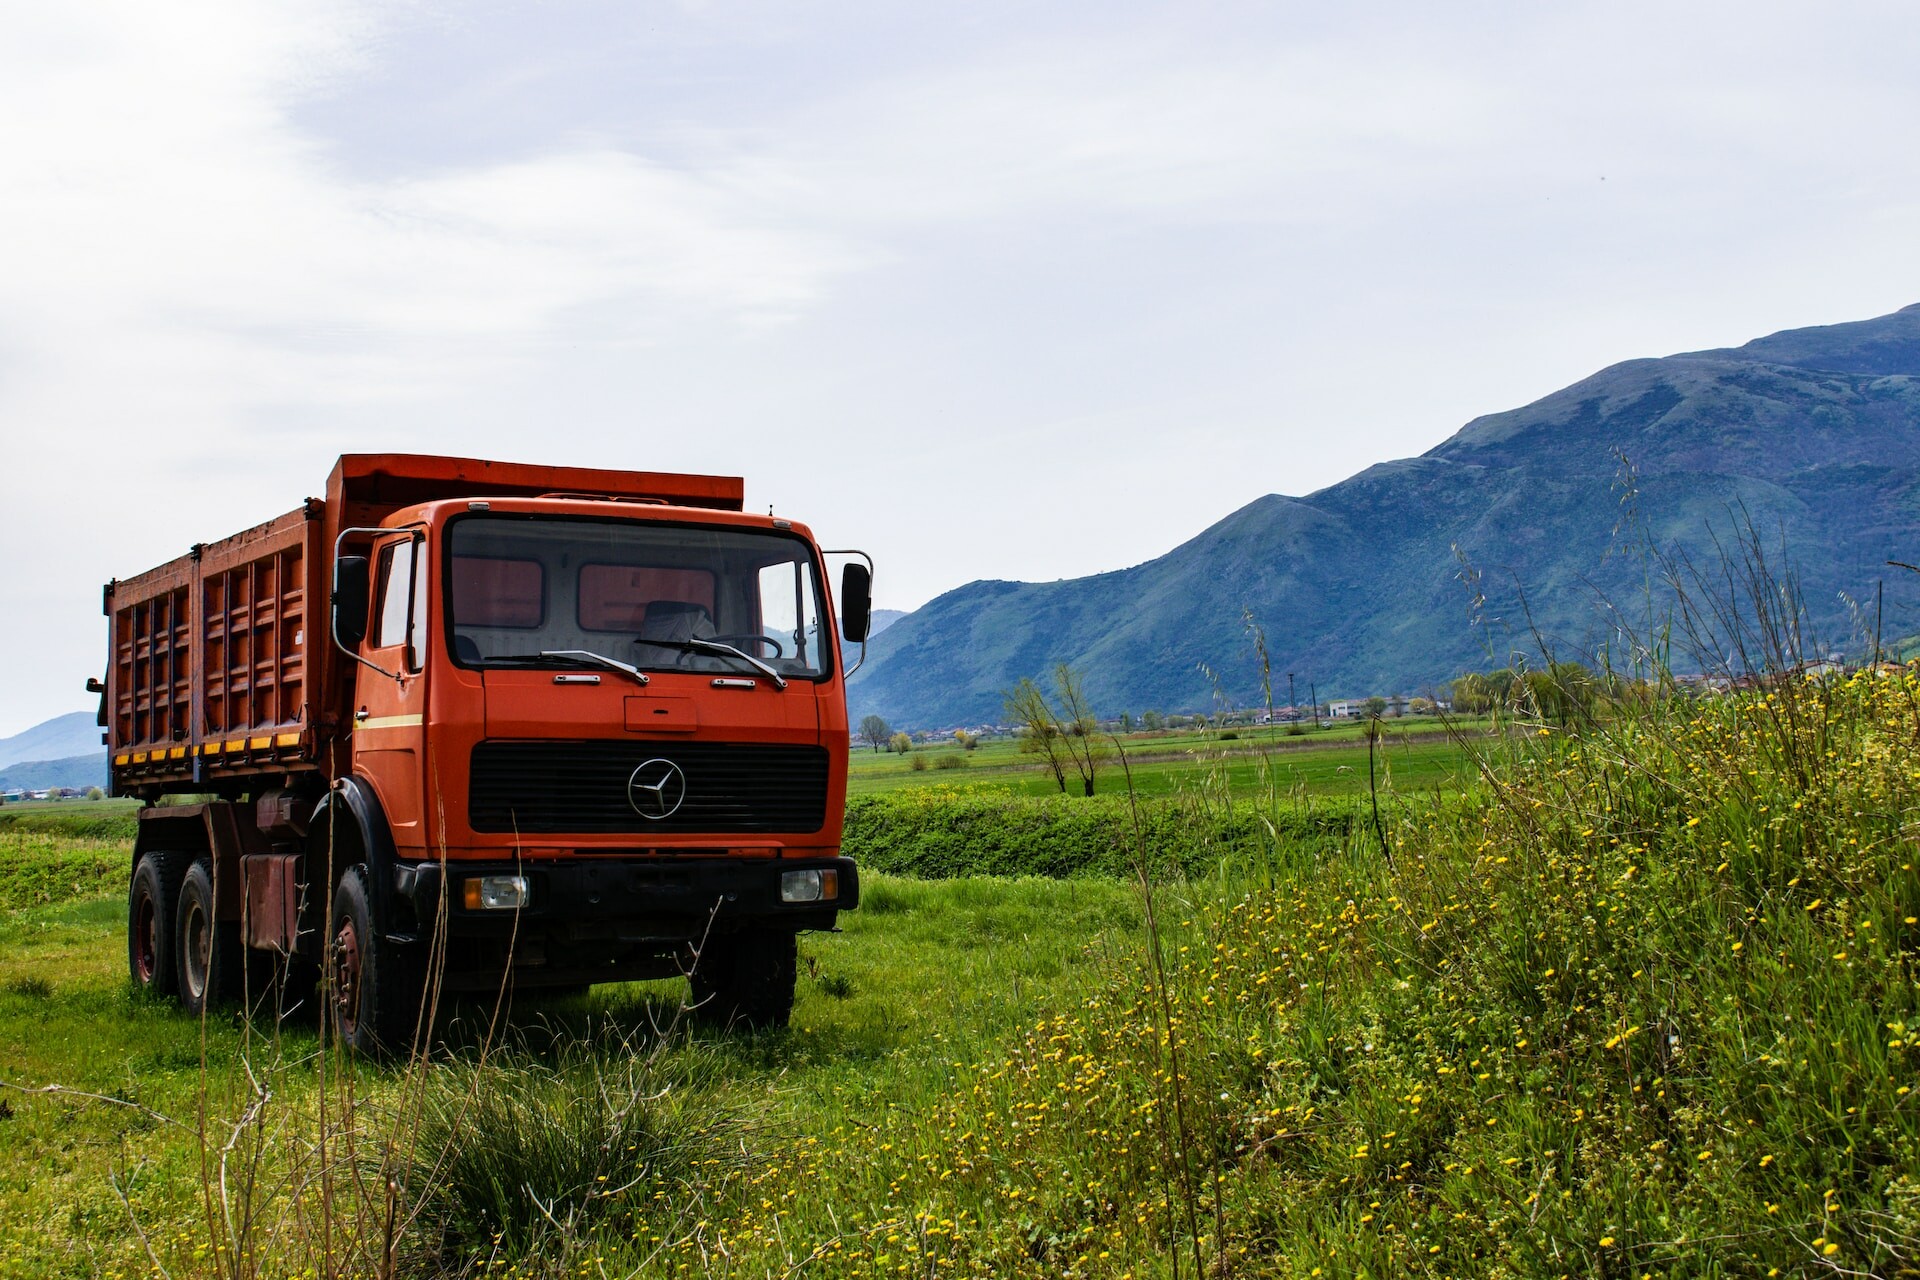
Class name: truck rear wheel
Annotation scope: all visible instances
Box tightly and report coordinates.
[329,866,421,1056]
[177,857,242,1016]
[128,851,187,999]
[690,931,796,1031]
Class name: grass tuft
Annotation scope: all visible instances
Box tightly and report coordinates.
[394,1028,753,1267]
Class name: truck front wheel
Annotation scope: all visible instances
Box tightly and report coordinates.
[329,866,421,1056]
[689,931,796,1031]
[177,857,242,1016]
[128,852,187,999]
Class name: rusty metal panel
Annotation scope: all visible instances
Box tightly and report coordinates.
[242,853,302,951]
[326,453,745,522]
[107,508,323,791]
[112,581,193,763]
[199,525,309,748]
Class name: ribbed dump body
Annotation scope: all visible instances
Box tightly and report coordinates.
[107,509,322,791]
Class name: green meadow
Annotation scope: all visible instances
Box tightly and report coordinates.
[3,682,1918,1277]
[846,719,1485,799]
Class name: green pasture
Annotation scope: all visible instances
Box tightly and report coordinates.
[4,678,1919,1277]
[0,836,1142,1279]
[848,719,1487,798]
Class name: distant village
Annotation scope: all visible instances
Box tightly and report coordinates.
[0,785,103,804]
[861,647,1913,743]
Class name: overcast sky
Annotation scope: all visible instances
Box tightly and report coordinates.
[3,0,1918,738]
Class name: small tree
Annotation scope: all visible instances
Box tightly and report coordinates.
[85,786,105,801]
[858,714,892,753]
[1006,681,1070,793]
[1003,664,1105,796]
[888,732,913,754]
[1364,696,1387,718]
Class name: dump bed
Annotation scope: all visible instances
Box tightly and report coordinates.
[105,454,744,795]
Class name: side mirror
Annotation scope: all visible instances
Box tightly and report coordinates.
[333,555,370,648]
[840,562,872,644]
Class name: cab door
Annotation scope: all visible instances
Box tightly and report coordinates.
[352,531,430,854]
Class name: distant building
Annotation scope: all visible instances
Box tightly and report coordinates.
[1327,696,1424,719]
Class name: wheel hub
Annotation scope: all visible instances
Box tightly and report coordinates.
[333,916,362,1038]
[181,900,208,999]
[133,897,157,983]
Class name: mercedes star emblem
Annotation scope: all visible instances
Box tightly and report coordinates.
[627,758,688,820]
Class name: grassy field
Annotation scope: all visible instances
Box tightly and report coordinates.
[0,851,1146,1279]
[4,677,1920,1277]
[848,719,1487,799]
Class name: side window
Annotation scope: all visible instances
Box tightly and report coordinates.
[756,560,823,671]
[373,537,424,670]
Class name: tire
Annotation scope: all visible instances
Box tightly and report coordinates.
[328,865,421,1057]
[128,852,187,999]
[690,931,796,1030]
[176,858,243,1016]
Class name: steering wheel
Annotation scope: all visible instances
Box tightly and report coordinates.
[710,633,785,658]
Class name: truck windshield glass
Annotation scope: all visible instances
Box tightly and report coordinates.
[447,517,831,680]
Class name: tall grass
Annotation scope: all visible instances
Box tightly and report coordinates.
[10,530,1920,1274]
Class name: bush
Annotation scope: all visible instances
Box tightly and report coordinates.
[934,753,966,770]
[909,754,928,772]
[0,807,138,841]
[954,667,1920,1274]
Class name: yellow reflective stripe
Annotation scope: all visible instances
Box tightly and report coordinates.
[224,739,246,753]
[273,732,301,748]
[356,714,424,731]
[113,754,130,765]
[168,747,187,759]
[246,736,271,750]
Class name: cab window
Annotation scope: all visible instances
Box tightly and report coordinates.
[373,537,426,670]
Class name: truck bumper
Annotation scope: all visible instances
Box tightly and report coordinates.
[388,855,857,974]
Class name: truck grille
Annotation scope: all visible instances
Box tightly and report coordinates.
[469,740,829,835]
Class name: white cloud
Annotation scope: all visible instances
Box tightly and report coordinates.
[4,0,1920,734]
[0,0,873,734]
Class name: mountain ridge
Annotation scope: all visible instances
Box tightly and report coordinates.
[0,711,100,772]
[851,304,1920,727]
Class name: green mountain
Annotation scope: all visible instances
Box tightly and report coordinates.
[850,304,1920,727]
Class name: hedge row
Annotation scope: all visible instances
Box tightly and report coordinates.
[841,788,1361,880]
[0,808,139,841]
[0,792,1363,884]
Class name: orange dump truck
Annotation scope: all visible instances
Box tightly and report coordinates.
[101,454,871,1050]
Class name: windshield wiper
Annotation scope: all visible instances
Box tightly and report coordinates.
[642,638,787,689]
[484,650,649,686]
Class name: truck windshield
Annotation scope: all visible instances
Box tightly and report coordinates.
[446,516,832,680]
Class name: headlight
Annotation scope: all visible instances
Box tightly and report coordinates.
[463,874,530,910]
[781,868,839,903]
